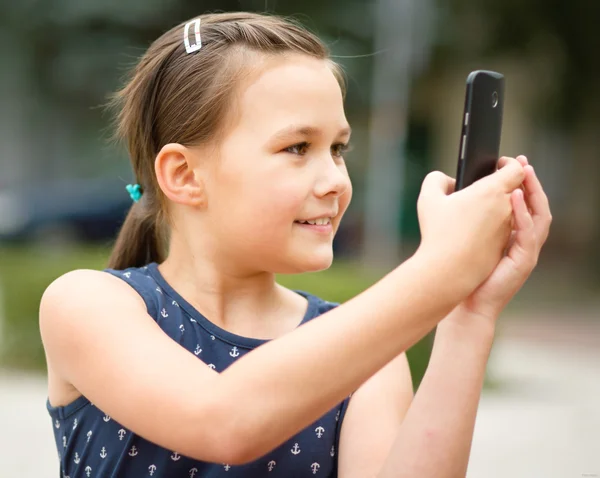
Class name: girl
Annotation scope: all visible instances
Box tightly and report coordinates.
[40,11,551,478]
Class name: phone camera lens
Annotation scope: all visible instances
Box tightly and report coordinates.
[492,91,499,108]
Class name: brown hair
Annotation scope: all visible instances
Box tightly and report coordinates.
[106,11,346,270]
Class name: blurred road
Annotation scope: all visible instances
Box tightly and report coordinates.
[0,313,598,478]
[468,316,600,478]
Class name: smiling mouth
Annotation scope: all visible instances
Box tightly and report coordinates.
[295,218,332,226]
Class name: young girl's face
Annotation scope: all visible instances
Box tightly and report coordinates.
[199,54,352,274]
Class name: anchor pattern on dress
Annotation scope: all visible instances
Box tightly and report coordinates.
[49,265,347,477]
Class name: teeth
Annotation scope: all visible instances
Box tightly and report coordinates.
[300,218,330,225]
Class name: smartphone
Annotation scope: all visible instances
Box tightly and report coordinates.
[454,70,505,191]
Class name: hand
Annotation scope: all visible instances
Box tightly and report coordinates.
[416,157,526,299]
[453,155,552,323]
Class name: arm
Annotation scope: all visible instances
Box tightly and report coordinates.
[339,156,551,478]
[375,309,495,478]
[337,310,492,478]
[337,352,414,478]
[40,254,463,466]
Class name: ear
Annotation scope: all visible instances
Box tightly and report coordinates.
[155,143,206,207]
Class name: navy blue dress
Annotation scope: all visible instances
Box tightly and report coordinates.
[47,263,351,477]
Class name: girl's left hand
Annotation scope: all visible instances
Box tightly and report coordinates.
[451,155,552,325]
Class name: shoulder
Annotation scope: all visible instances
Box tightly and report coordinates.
[294,289,340,321]
[41,268,146,312]
[39,269,140,333]
[39,267,160,348]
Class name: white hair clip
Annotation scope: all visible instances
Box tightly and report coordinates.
[184,19,202,54]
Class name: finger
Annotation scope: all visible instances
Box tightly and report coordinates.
[420,171,456,199]
[497,155,527,170]
[507,188,537,267]
[483,157,525,193]
[496,156,510,170]
[516,155,528,166]
[522,165,552,243]
[497,157,527,196]
[516,157,528,196]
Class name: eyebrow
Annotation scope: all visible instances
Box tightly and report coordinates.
[270,124,352,143]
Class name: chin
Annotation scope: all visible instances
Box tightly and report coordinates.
[290,248,334,273]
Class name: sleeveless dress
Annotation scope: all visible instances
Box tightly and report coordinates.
[46,262,351,478]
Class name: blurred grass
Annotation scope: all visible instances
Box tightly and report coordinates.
[0,245,110,371]
[0,244,434,389]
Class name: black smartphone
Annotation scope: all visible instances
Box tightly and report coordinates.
[454,70,505,191]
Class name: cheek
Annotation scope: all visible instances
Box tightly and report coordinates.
[218,172,306,235]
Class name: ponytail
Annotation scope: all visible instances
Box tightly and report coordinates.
[107,201,167,270]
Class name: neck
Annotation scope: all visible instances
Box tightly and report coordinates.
[157,232,307,339]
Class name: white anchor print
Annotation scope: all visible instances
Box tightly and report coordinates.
[224,464,231,471]
[194,345,202,355]
[315,426,325,438]
[160,308,168,318]
[129,446,138,457]
[103,414,111,422]
[179,324,185,333]
[72,418,78,430]
[74,452,80,464]
[86,431,92,443]
[118,429,126,440]
[229,346,239,357]
[189,468,198,478]
[123,272,131,278]
[156,287,162,294]
[311,462,321,474]
[62,436,67,448]
[149,464,157,476]
[171,452,181,461]
[330,445,335,457]
[210,335,215,340]
[55,419,60,429]
[172,300,179,307]
[335,410,340,422]
[291,443,301,455]
[100,447,107,459]
[84,466,92,477]
[190,318,197,323]
[267,460,276,471]
[208,364,216,370]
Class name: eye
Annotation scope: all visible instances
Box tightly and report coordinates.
[331,142,353,158]
[284,142,310,155]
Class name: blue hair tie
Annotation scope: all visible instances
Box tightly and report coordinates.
[126,183,143,203]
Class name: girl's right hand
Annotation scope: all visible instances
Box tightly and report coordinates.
[415,157,526,298]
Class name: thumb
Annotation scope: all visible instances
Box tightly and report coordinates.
[420,171,455,201]
[483,157,525,193]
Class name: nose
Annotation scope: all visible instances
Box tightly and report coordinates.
[314,156,351,199]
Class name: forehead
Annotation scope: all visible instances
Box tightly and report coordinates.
[234,54,347,136]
